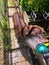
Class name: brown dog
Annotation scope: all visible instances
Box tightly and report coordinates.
[13,10,48,49]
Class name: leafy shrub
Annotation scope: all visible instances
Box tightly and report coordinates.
[20,0,49,13]
[1,18,7,30]
[20,0,34,12]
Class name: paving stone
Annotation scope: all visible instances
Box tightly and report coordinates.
[10,29,20,49]
[9,49,33,65]
[7,0,15,7]
[10,29,16,49]
[0,62,4,65]
[8,8,16,16]
[9,17,14,29]
[14,0,19,7]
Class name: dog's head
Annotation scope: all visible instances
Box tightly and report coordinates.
[13,11,48,49]
[23,26,48,49]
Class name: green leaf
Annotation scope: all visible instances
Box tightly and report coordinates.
[1,19,7,30]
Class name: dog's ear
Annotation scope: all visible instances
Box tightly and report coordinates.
[13,11,21,31]
[13,11,27,39]
[13,10,47,41]
[13,11,21,39]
